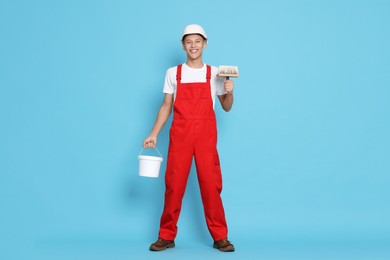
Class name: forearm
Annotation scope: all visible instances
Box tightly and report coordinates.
[220,93,234,112]
[149,103,172,137]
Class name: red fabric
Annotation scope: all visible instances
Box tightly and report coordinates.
[158,64,228,241]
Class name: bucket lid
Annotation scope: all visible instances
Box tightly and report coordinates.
[138,155,163,162]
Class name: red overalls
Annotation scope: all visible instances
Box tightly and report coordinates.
[158,64,228,241]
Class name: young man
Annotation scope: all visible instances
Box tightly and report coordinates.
[143,24,235,252]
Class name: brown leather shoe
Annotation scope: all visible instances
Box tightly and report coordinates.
[149,238,175,251]
[213,238,235,252]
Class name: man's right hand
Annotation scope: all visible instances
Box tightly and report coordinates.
[143,136,157,149]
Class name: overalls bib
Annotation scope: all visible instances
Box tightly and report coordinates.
[159,64,228,241]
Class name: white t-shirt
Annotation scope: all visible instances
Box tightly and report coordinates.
[163,63,226,108]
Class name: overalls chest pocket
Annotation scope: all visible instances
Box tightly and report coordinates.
[178,84,210,100]
[177,84,212,116]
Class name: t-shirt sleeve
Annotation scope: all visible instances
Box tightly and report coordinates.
[215,74,226,96]
[211,65,226,96]
[162,68,176,94]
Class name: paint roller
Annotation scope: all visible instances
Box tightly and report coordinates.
[217,65,239,80]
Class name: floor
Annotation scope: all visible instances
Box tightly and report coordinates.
[11,236,390,260]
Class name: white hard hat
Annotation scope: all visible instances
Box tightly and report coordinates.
[181,24,207,41]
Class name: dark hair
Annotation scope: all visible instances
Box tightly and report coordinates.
[182,34,207,43]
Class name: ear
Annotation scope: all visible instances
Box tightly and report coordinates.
[202,40,207,50]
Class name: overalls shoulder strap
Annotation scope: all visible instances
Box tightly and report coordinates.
[176,64,182,83]
[206,65,211,83]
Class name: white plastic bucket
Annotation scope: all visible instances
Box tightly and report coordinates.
[138,148,163,178]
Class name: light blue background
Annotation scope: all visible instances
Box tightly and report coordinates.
[1,0,389,259]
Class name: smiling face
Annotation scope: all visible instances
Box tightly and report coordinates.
[182,34,207,62]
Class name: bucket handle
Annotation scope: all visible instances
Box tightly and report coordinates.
[139,146,162,158]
